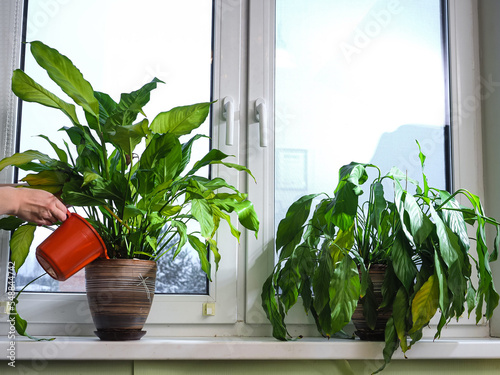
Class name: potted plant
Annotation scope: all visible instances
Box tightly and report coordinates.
[0,40,259,340]
[261,142,499,373]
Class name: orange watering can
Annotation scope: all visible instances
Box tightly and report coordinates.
[36,212,108,281]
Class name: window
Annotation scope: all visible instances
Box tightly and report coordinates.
[16,0,213,295]
[0,0,493,338]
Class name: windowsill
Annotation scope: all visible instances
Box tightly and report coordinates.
[2,336,500,361]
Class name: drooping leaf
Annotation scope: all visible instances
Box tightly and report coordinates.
[276,193,320,256]
[187,234,211,279]
[277,261,300,313]
[392,287,409,353]
[391,230,417,292]
[0,150,53,172]
[229,200,260,236]
[328,256,360,333]
[434,251,449,313]
[410,275,439,333]
[312,247,334,315]
[399,184,433,245]
[374,317,398,374]
[261,274,288,341]
[10,224,36,272]
[191,199,215,239]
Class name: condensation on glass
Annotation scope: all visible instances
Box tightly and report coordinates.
[15,0,213,294]
[275,0,450,228]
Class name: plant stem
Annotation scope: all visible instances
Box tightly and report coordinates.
[103,205,131,230]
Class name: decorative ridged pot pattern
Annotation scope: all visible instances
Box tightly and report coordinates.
[351,264,391,341]
[85,258,157,341]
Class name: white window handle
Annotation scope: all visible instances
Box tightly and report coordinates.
[255,98,268,147]
[222,96,234,146]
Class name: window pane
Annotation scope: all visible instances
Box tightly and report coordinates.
[275,0,449,225]
[16,0,213,294]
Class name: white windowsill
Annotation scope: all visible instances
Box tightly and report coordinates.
[1,336,500,361]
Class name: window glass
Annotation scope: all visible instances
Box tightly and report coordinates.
[275,0,449,226]
[15,0,213,294]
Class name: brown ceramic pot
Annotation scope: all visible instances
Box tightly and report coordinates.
[85,258,157,341]
[351,264,392,341]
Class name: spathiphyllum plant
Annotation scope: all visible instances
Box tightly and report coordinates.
[0,40,259,337]
[261,142,499,373]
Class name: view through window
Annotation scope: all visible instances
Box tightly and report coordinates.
[274,0,450,229]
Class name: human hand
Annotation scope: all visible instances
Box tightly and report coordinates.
[0,187,68,225]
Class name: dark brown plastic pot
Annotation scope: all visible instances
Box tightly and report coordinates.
[36,212,108,281]
[351,264,392,341]
[85,258,157,341]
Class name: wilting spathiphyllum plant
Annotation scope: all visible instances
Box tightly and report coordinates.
[262,142,499,373]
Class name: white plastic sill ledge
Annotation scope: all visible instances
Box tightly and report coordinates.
[1,337,500,361]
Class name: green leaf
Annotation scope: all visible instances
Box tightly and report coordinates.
[328,256,360,333]
[22,170,69,190]
[187,234,211,279]
[177,134,208,176]
[170,220,188,257]
[30,40,99,117]
[140,133,182,171]
[191,199,215,239]
[398,183,433,245]
[211,160,257,183]
[276,194,320,254]
[37,134,68,163]
[108,119,150,156]
[0,150,53,172]
[261,274,288,340]
[330,180,359,231]
[416,140,429,196]
[11,69,79,125]
[410,275,439,333]
[434,251,449,313]
[360,277,378,330]
[10,224,36,272]
[186,148,231,176]
[428,204,461,268]
[371,181,387,229]
[392,287,409,353]
[0,216,25,231]
[277,261,300,313]
[391,230,417,292]
[110,77,163,126]
[206,238,222,271]
[312,247,334,315]
[150,102,211,135]
[210,205,241,241]
[231,200,260,236]
[374,317,398,374]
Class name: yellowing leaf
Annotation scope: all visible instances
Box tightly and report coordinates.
[410,274,439,333]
